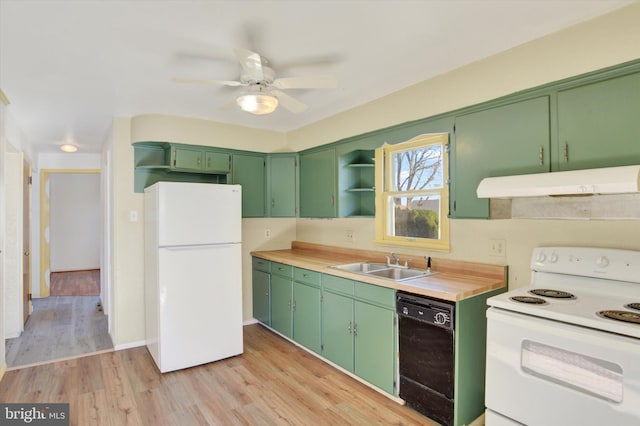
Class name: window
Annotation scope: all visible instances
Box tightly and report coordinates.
[374,133,450,251]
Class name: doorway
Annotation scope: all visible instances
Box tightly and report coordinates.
[5,169,113,368]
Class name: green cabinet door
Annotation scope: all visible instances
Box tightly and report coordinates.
[233,154,266,217]
[270,274,292,338]
[299,148,337,218]
[204,150,231,173]
[269,155,297,217]
[557,72,640,171]
[453,96,550,218]
[252,269,270,325]
[172,146,203,170]
[353,300,396,395]
[292,282,321,354]
[321,290,355,372]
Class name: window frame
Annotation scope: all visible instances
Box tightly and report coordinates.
[374,133,450,251]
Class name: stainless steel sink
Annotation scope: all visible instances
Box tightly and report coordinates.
[366,267,429,282]
[330,262,437,282]
[331,262,389,273]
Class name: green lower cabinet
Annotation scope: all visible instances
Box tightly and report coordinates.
[270,274,293,338]
[321,276,397,396]
[292,282,322,354]
[353,300,396,395]
[321,290,355,371]
[252,269,270,325]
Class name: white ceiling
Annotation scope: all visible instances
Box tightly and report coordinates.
[0,0,632,154]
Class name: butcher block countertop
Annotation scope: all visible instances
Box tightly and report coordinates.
[251,241,507,302]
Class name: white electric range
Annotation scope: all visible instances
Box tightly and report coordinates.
[485,247,640,426]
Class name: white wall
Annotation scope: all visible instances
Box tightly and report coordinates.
[49,173,100,271]
[108,4,640,348]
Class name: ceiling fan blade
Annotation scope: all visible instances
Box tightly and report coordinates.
[271,89,308,113]
[272,76,337,90]
[234,48,264,80]
[171,77,246,87]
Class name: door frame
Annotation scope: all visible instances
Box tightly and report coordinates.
[23,158,32,323]
[39,169,100,297]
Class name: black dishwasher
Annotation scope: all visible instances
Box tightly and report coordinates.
[397,291,455,426]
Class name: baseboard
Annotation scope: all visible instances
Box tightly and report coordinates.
[243,318,258,326]
[0,363,7,382]
[114,340,146,351]
[5,331,21,339]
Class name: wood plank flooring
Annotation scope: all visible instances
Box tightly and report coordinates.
[5,296,113,368]
[51,269,100,296]
[0,324,436,425]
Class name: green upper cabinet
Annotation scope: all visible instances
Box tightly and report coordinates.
[232,153,266,217]
[168,144,231,174]
[453,96,550,218]
[268,154,298,217]
[556,71,640,171]
[299,148,337,218]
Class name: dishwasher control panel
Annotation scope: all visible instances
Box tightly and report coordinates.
[397,291,455,329]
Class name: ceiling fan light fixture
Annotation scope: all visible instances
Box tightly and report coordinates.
[236,93,278,115]
[60,144,78,153]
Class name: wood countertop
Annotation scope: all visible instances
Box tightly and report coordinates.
[251,242,507,302]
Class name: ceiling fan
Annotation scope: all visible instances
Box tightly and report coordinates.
[172,48,337,115]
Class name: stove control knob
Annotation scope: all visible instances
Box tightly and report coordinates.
[549,253,559,263]
[596,255,610,268]
[535,252,546,263]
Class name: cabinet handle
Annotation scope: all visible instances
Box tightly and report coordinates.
[347,321,352,334]
[292,300,296,311]
[197,156,201,167]
[563,142,569,162]
[539,146,544,166]
[353,322,358,337]
[331,195,335,206]
[207,157,212,168]
[288,300,292,310]
[172,150,177,167]
[271,198,275,208]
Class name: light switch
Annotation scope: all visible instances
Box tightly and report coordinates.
[130,210,138,222]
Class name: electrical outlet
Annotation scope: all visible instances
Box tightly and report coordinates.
[265,229,271,239]
[489,239,506,256]
[346,230,354,243]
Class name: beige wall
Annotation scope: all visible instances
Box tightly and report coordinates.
[110,4,640,347]
[130,114,288,152]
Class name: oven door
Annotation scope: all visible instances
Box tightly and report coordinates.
[486,308,640,426]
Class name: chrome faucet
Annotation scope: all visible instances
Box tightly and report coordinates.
[391,252,400,265]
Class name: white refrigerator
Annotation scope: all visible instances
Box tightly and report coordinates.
[144,181,243,373]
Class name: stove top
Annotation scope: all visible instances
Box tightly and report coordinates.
[488,247,640,340]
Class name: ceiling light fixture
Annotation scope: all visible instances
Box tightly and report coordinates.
[236,93,278,115]
[60,144,78,153]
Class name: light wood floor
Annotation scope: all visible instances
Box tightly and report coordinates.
[51,269,100,296]
[5,296,113,368]
[0,324,436,425]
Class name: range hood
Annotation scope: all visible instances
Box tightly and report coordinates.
[477,165,640,198]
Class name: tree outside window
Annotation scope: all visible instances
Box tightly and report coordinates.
[374,133,450,251]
